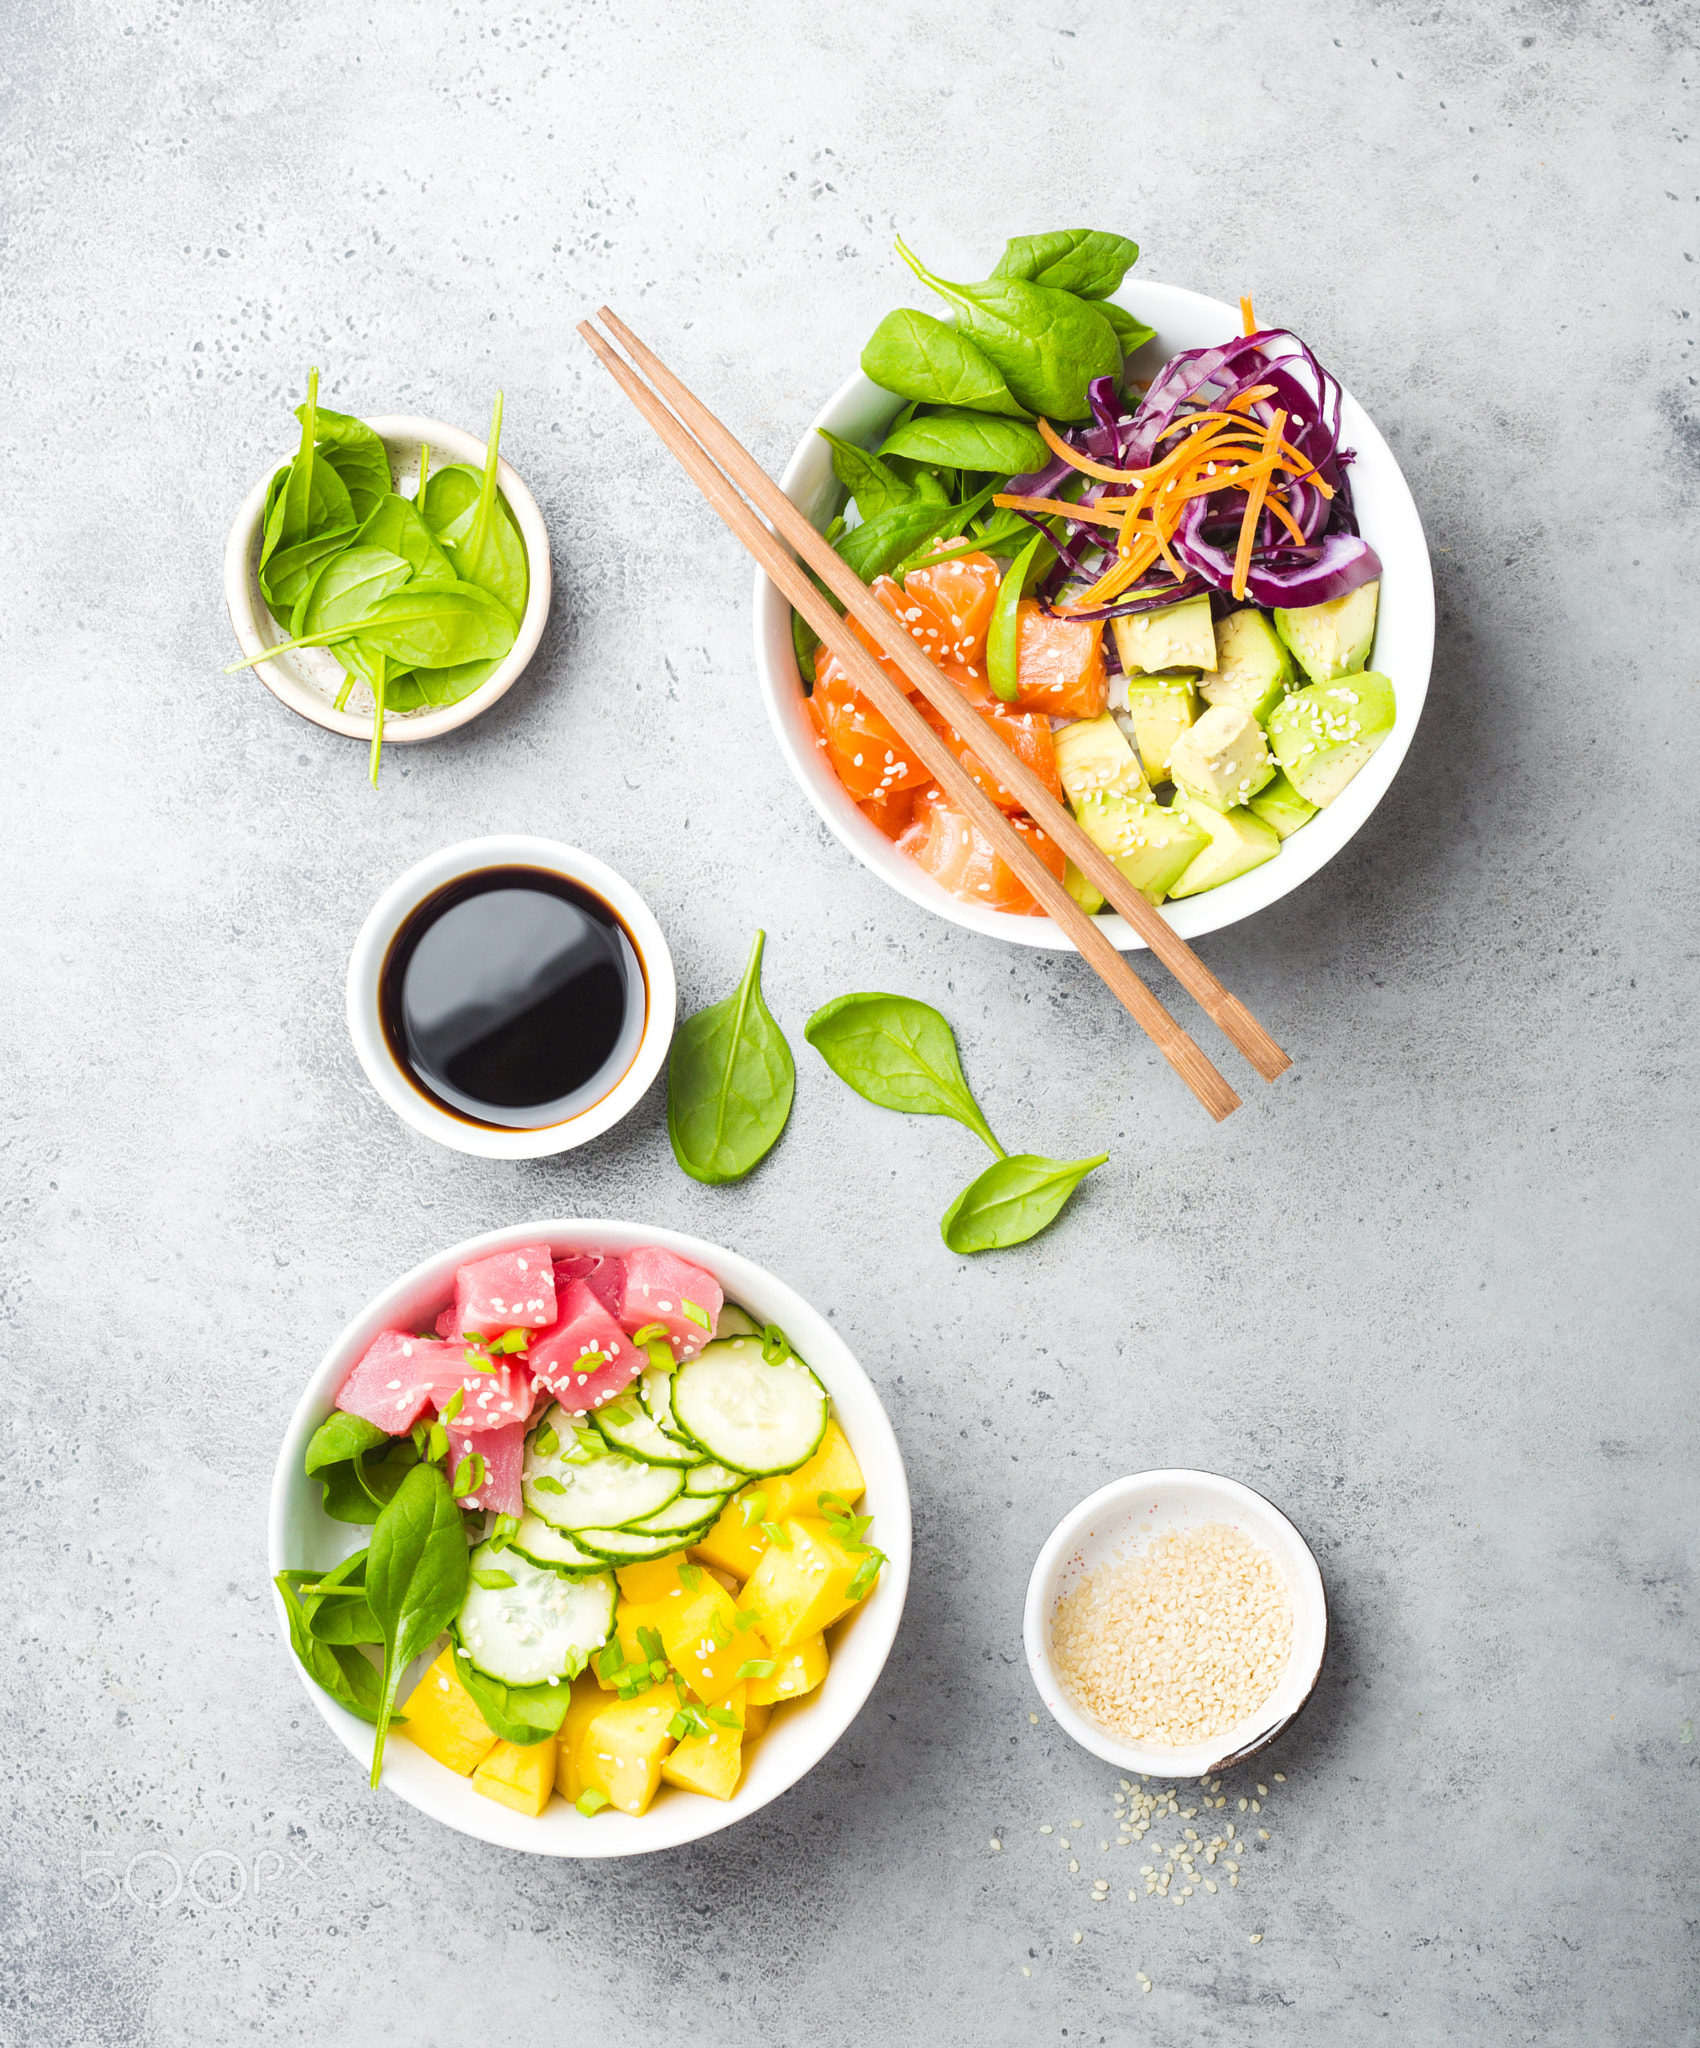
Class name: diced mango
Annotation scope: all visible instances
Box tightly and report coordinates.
[555,1670,611,1802]
[691,1501,769,1580]
[614,1552,692,1604]
[742,1700,772,1739]
[745,1631,828,1706]
[740,1518,865,1649]
[578,1693,676,1816]
[760,1420,865,1522]
[660,1724,743,1801]
[472,1736,557,1817]
[657,1584,746,1706]
[399,1648,499,1776]
[595,1595,671,1690]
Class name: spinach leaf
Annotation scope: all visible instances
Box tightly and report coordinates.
[435,393,529,620]
[302,404,392,522]
[258,522,358,618]
[455,1643,576,1744]
[364,1463,471,1786]
[348,586,517,671]
[817,428,916,523]
[940,1151,1108,1253]
[895,237,1121,421]
[290,544,413,641]
[804,993,1004,1156]
[838,483,998,586]
[668,930,795,1185]
[274,1574,397,1727]
[259,369,357,611]
[987,529,1056,701]
[877,409,1049,477]
[382,658,503,712]
[1097,302,1156,352]
[990,230,1140,300]
[301,1549,384,1646]
[417,464,481,535]
[861,308,1033,418]
[305,1412,390,1475]
[316,1435,421,1526]
[356,495,457,586]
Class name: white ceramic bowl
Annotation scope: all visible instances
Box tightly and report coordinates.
[269,1220,911,1858]
[225,413,552,742]
[1024,1468,1327,1778]
[752,282,1434,951]
[346,835,676,1160]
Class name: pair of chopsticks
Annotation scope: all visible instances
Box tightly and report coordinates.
[578,308,1291,1122]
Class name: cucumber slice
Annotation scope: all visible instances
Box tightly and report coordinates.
[593,1368,696,1466]
[668,1339,829,1477]
[715,1302,763,1340]
[622,1492,728,1538]
[683,1460,741,1496]
[457,1542,616,1687]
[509,1515,603,1572]
[523,1403,683,1530]
[571,1524,702,1564]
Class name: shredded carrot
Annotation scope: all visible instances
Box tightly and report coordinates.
[1036,416,1144,484]
[992,493,1126,529]
[1241,295,1257,336]
[1262,492,1309,547]
[1231,410,1284,599]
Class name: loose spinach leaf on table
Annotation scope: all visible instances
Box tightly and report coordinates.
[987,529,1057,701]
[817,428,916,523]
[990,230,1140,301]
[804,993,1004,1157]
[877,409,1049,477]
[940,1151,1109,1254]
[861,307,1033,418]
[364,1463,471,1786]
[301,404,393,522]
[668,930,795,1185]
[455,1644,577,1745]
[274,1574,397,1727]
[894,237,1121,421]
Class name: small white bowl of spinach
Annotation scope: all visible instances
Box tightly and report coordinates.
[224,375,551,779]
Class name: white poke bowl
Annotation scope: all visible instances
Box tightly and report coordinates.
[1024,1468,1327,1779]
[225,413,552,744]
[751,281,1433,951]
[268,1221,911,1858]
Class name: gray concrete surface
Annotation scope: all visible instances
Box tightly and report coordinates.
[3,1,1696,2041]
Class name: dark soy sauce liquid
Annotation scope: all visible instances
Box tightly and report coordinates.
[380,867,647,1130]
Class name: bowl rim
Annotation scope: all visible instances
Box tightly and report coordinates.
[344,834,677,1160]
[267,1219,912,1857]
[1022,1466,1328,1777]
[224,412,552,743]
[750,280,1434,952]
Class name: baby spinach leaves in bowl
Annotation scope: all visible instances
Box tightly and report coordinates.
[227,373,543,783]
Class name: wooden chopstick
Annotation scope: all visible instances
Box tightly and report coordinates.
[578,318,1243,1122]
[593,306,1291,1091]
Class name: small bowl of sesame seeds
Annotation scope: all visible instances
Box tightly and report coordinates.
[1024,1469,1327,1779]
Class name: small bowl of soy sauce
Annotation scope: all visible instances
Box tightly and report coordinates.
[346,836,676,1158]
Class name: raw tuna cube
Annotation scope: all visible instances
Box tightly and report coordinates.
[431,1357,536,1433]
[615,1246,724,1362]
[448,1416,526,1517]
[453,1245,557,1337]
[554,1252,625,1319]
[434,1307,456,1339]
[529,1278,642,1415]
[335,1330,460,1432]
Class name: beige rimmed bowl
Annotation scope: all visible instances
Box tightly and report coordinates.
[1024,1468,1328,1778]
[223,413,552,743]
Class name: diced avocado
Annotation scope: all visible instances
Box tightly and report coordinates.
[472,1735,557,1817]
[1071,791,1208,905]
[1266,671,1396,807]
[1200,608,1296,723]
[1274,579,1379,684]
[1245,770,1318,839]
[1110,593,1217,674]
[1054,711,1152,806]
[1167,705,1275,812]
[1123,673,1199,783]
[1063,860,1104,915]
[1167,801,1282,899]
